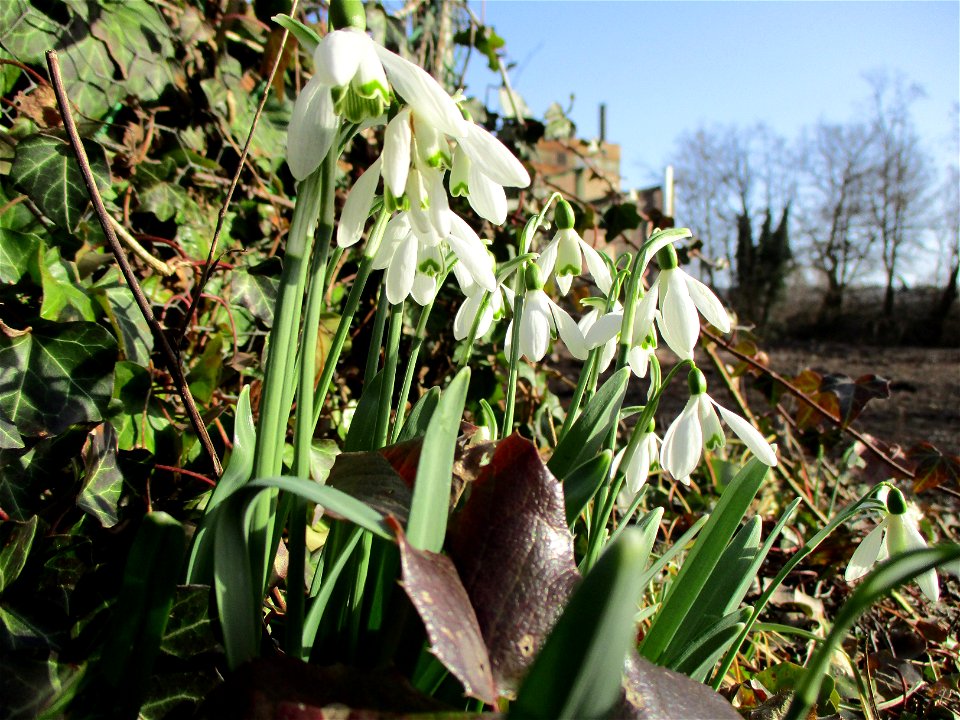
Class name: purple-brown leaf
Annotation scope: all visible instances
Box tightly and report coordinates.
[447,434,579,696]
[326,451,412,526]
[388,517,497,705]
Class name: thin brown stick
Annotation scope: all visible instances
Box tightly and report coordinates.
[45,50,223,478]
[177,0,301,341]
[702,327,915,480]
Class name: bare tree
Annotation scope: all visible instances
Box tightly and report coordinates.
[796,121,875,322]
[671,123,794,292]
[862,71,934,317]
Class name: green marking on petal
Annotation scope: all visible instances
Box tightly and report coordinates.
[558,263,580,276]
[450,180,469,197]
[418,258,442,275]
[705,431,724,450]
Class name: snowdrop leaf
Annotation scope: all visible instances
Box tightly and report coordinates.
[640,458,769,664]
[272,14,321,54]
[549,367,630,480]
[563,450,612,526]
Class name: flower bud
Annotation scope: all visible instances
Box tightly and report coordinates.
[555,199,576,230]
[655,243,679,270]
[524,263,544,292]
[687,367,707,396]
[329,0,365,31]
[886,487,907,515]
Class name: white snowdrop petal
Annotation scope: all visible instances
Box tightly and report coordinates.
[660,398,702,482]
[585,311,623,348]
[887,516,939,602]
[411,272,438,305]
[454,292,481,340]
[579,238,613,295]
[845,521,887,581]
[467,164,508,224]
[699,395,725,450]
[520,291,552,361]
[627,346,650,378]
[287,76,337,181]
[337,156,382,248]
[385,236,417,304]
[548,299,588,360]
[714,402,778,466]
[382,109,412,197]
[447,214,496,292]
[460,123,530,187]
[660,270,700,359]
[373,45,469,138]
[536,237,559,280]
[685,272,732,333]
[314,29,367,87]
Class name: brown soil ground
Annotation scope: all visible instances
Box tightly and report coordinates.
[765,342,960,457]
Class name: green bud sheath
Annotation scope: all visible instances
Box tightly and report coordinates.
[330,0,365,31]
[687,367,707,396]
[555,199,576,230]
[524,263,544,292]
[656,243,679,270]
[886,487,907,515]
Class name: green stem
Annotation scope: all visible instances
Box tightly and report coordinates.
[393,288,443,442]
[559,348,598,438]
[374,301,404,448]
[311,209,390,430]
[502,290,525,436]
[284,153,337,653]
[250,167,325,595]
[615,250,644,371]
[365,285,389,385]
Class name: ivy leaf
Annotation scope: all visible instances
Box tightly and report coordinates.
[0,228,39,285]
[159,585,218,659]
[230,266,279,328]
[93,270,154,366]
[0,409,24,450]
[38,244,98,322]
[448,434,579,695]
[603,202,643,242]
[109,361,168,453]
[819,373,891,427]
[88,0,177,104]
[10,134,111,231]
[78,423,124,528]
[0,514,38,593]
[908,442,960,493]
[390,517,497,705]
[0,321,117,437]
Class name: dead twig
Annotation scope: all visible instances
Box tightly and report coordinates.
[702,327,915,481]
[45,50,223,478]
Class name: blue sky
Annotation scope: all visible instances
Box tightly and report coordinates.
[461,1,960,190]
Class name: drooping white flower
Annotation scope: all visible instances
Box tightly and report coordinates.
[449,120,530,224]
[660,368,777,484]
[613,420,661,498]
[370,210,495,305]
[454,283,509,341]
[845,486,940,603]
[653,244,731,360]
[287,27,468,181]
[536,199,612,295]
[579,301,622,373]
[505,264,587,362]
[584,286,660,379]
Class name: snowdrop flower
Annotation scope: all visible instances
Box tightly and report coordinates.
[454,282,510,341]
[584,287,660,379]
[506,264,588,362]
[536,199,612,295]
[613,419,661,497]
[579,300,622,373]
[653,244,731,360]
[449,118,531,224]
[370,210,495,305]
[845,487,939,603]
[287,14,468,181]
[660,368,777,485]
